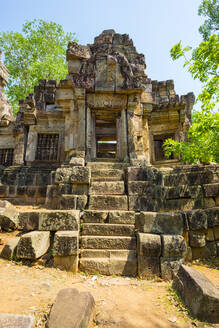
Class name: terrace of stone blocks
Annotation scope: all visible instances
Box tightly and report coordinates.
[0,30,218,280]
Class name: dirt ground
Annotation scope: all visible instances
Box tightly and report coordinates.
[0,232,219,328]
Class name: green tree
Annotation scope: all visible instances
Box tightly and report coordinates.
[164,0,219,164]
[0,19,77,114]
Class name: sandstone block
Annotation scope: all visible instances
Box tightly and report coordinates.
[206,228,215,241]
[127,181,164,198]
[18,211,39,231]
[60,195,87,210]
[206,241,217,257]
[206,207,219,227]
[173,265,219,322]
[70,167,90,184]
[162,235,187,258]
[38,210,79,231]
[108,211,135,224]
[90,181,124,195]
[204,197,216,208]
[54,231,78,256]
[213,226,219,240]
[91,169,123,181]
[0,314,35,328]
[129,196,158,212]
[89,195,128,210]
[81,210,108,223]
[217,241,219,256]
[137,233,161,257]
[0,208,19,231]
[47,288,95,328]
[17,231,50,259]
[69,157,84,167]
[138,256,160,279]
[187,209,208,231]
[0,237,20,260]
[54,167,73,184]
[136,212,184,235]
[81,236,136,250]
[54,255,78,272]
[189,231,206,248]
[127,167,162,184]
[165,185,202,200]
[82,223,134,236]
[79,255,137,276]
[203,183,219,197]
[163,198,199,212]
[160,257,184,280]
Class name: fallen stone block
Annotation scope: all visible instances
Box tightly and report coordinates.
[47,288,95,328]
[173,264,219,323]
[162,235,187,258]
[17,231,50,259]
[160,257,184,280]
[0,314,35,328]
[38,210,79,231]
[0,237,20,260]
[18,212,39,231]
[0,200,15,209]
[54,231,78,256]
[136,212,184,235]
[0,208,19,231]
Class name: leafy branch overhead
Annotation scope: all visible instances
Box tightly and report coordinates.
[0,19,77,114]
[164,0,219,164]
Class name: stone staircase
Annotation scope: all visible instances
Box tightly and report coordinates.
[80,162,137,275]
[88,162,128,211]
[79,210,137,275]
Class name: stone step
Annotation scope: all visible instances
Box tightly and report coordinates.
[81,235,136,250]
[81,223,135,236]
[91,169,124,181]
[87,162,127,170]
[89,195,128,210]
[79,255,137,276]
[90,181,125,195]
[80,249,136,258]
[81,210,136,224]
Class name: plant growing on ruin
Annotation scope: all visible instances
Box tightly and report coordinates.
[163,0,219,164]
[0,19,77,114]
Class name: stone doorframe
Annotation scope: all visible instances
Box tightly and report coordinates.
[86,93,128,162]
[86,107,128,161]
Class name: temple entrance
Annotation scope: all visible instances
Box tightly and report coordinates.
[86,104,128,162]
[96,117,117,159]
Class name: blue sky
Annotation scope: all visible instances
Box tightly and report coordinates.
[1,0,204,101]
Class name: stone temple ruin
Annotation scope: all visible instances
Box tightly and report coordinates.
[0,30,218,279]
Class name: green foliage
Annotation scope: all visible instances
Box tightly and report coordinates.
[0,19,77,114]
[164,0,219,164]
[198,0,219,40]
[164,110,219,164]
